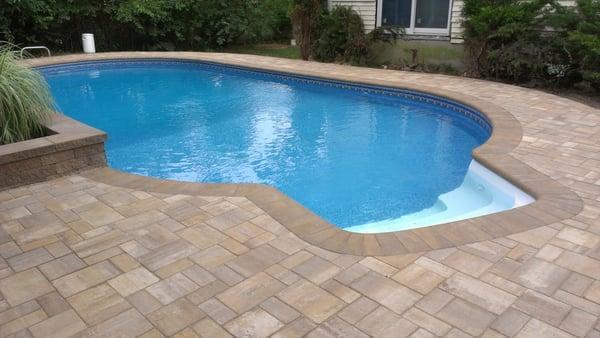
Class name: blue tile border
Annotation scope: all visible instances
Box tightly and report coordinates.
[38,58,493,135]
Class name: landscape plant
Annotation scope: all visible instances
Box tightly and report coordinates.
[549,0,600,90]
[0,0,293,52]
[462,0,600,91]
[0,44,54,144]
[312,6,398,65]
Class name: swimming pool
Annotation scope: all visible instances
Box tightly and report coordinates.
[40,59,533,232]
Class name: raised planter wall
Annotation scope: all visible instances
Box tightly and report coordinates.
[0,114,107,190]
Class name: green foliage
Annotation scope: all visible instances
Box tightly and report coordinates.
[0,0,293,52]
[312,6,364,62]
[557,0,600,90]
[463,0,555,81]
[463,0,600,91]
[312,6,397,65]
[0,44,54,144]
[254,0,294,41]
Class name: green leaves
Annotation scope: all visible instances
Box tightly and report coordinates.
[310,6,393,65]
[1,0,293,51]
[463,0,600,90]
[0,44,54,144]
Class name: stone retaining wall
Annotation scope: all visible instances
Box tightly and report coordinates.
[0,114,107,190]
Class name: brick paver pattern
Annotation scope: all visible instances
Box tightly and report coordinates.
[1,54,600,337]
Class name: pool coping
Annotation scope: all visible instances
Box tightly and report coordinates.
[25,52,583,256]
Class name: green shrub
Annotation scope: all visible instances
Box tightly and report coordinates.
[254,0,294,41]
[463,0,600,90]
[0,44,54,144]
[0,0,292,52]
[550,0,600,91]
[312,6,364,62]
[462,0,556,81]
[312,6,396,65]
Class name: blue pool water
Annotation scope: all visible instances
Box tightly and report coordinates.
[41,60,492,229]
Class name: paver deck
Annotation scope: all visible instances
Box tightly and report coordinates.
[0,53,599,337]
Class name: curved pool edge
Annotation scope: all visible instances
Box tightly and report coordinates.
[28,52,584,256]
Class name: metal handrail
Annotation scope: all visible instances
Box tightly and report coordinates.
[20,46,51,58]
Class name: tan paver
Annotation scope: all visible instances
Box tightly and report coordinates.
[37,292,71,316]
[192,318,233,337]
[351,272,421,314]
[1,52,600,336]
[356,306,418,337]
[278,279,345,323]
[513,290,571,326]
[217,272,285,313]
[126,290,162,315]
[29,309,86,338]
[52,261,120,298]
[510,258,570,295]
[436,298,495,336]
[67,284,130,325]
[75,308,152,337]
[146,272,198,305]
[224,308,283,337]
[147,298,205,336]
[107,266,159,297]
[440,273,516,315]
[199,298,236,324]
[39,253,86,280]
[7,247,54,272]
[515,318,574,338]
[308,316,369,337]
[0,268,54,306]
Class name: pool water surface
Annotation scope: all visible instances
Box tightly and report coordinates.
[41,60,531,232]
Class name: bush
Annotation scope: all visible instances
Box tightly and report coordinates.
[254,0,294,41]
[0,44,54,144]
[463,0,600,91]
[462,0,555,81]
[550,0,600,90]
[312,6,364,62]
[0,0,292,52]
[312,6,396,65]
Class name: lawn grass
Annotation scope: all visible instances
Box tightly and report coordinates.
[225,43,300,60]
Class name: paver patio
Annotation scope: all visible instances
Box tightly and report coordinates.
[1,53,600,337]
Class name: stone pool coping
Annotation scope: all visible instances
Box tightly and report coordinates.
[24,52,583,256]
[0,114,107,189]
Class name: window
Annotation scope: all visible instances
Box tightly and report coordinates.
[378,0,451,35]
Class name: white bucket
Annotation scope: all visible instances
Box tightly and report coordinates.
[82,33,96,54]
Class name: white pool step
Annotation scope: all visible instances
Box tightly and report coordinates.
[344,160,534,233]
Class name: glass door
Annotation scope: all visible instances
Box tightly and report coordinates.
[381,0,413,28]
[414,0,450,32]
[378,0,451,34]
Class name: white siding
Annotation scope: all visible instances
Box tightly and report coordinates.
[450,0,464,44]
[558,0,576,6]
[330,0,378,31]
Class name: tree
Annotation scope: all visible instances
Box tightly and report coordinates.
[289,0,322,60]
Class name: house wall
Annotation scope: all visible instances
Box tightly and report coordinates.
[328,0,577,44]
[371,39,466,71]
[450,0,464,44]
